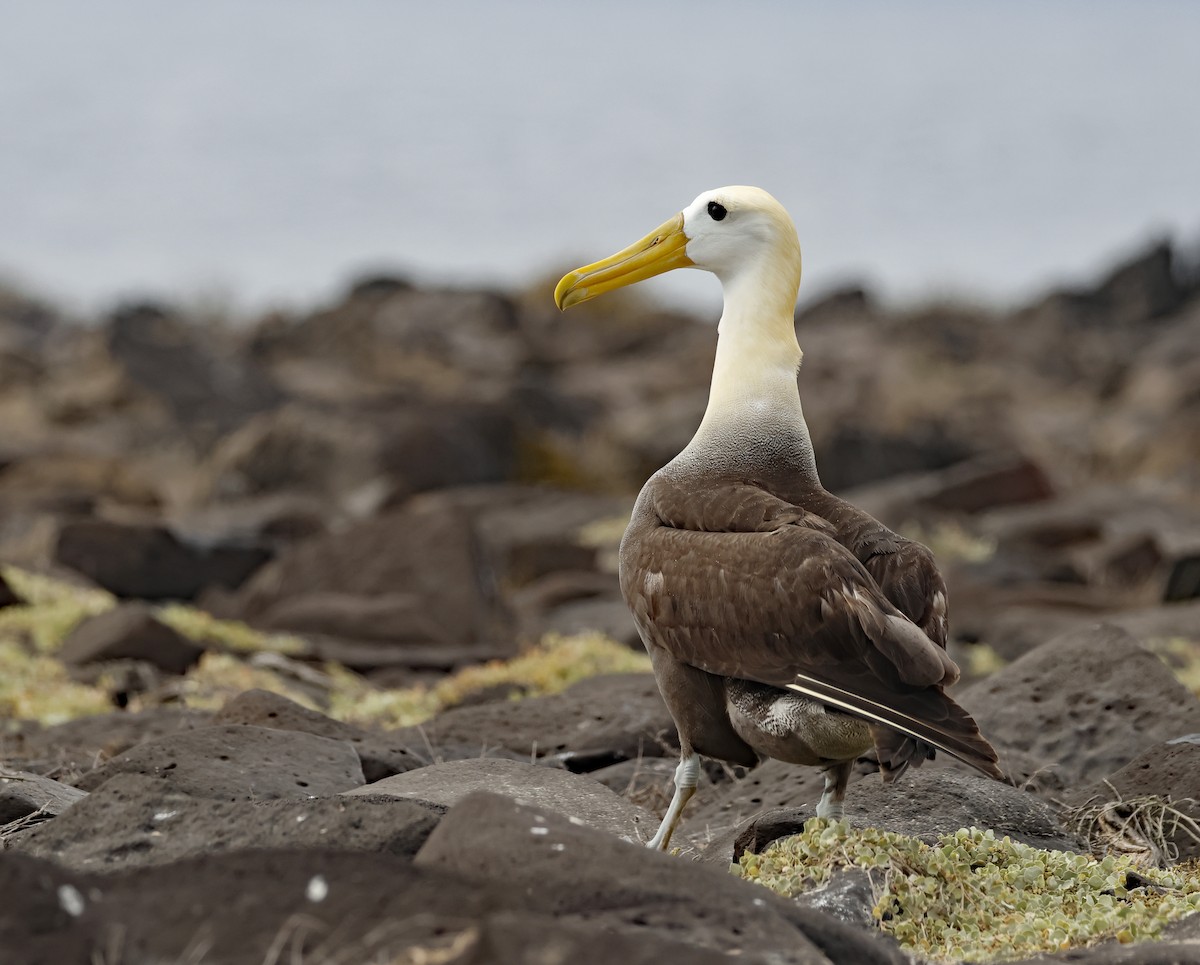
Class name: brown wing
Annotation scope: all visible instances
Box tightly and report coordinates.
[860,536,950,649]
[621,480,1000,779]
[788,489,950,648]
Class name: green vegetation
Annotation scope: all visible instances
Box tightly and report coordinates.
[898,519,997,565]
[0,639,112,724]
[155,603,307,656]
[326,631,652,728]
[735,819,1200,963]
[1146,636,1200,698]
[0,567,113,653]
[0,564,651,728]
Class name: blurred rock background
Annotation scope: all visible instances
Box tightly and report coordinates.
[1,232,1198,701]
[4,8,1200,958]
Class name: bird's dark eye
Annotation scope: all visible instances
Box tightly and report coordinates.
[707,201,727,221]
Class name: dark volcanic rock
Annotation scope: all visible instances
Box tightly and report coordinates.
[5,849,494,965]
[0,767,86,824]
[200,401,517,509]
[962,624,1200,791]
[1113,599,1200,645]
[106,301,282,436]
[198,403,384,504]
[12,773,439,870]
[255,590,456,645]
[976,487,1200,606]
[227,484,624,656]
[0,852,98,964]
[59,603,204,675]
[1067,736,1200,864]
[388,673,675,769]
[1,847,749,965]
[791,868,881,933]
[167,493,328,549]
[55,519,269,600]
[703,770,1081,868]
[467,486,625,588]
[375,401,518,500]
[813,421,975,492]
[537,594,641,646]
[1013,241,1189,387]
[0,453,162,517]
[1,707,213,780]
[344,758,655,842]
[306,635,512,674]
[589,756,683,804]
[229,490,509,650]
[463,911,735,965]
[0,570,20,607]
[74,724,365,799]
[416,791,902,965]
[685,758,863,842]
[214,688,430,782]
[842,451,1055,523]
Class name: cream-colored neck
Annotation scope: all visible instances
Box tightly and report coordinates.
[686,251,813,470]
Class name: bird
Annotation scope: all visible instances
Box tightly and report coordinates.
[554,186,1003,851]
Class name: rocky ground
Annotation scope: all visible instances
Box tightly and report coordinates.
[1,238,1200,963]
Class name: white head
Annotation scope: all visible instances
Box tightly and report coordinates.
[554,185,802,316]
[555,187,812,461]
[678,186,802,288]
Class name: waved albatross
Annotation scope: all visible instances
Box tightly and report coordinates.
[554,186,1003,851]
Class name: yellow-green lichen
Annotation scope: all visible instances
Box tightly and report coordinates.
[159,632,649,728]
[734,819,1200,963]
[162,651,323,713]
[0,639,112,724]
[155,603,307,656]
[898,520,997,565]
[0,565,115,652]
[963,642,1008,678]
[327,631,652,729]
[0,565,651,728]
[1145,636,1200,697]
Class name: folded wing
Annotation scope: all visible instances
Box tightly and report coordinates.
[622,483,1002,780]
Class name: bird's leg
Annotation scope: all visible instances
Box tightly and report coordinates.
[816,760,854,820]
[646,752,700,850]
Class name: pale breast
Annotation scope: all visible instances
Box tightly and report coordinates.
[725,678,872,766]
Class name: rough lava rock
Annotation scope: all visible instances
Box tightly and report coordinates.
[74,724,365,799]
[0,570,20,607]
[1,707,213,779]
[227,491,510,651]
[59,603,204,675]
[343,758,656,843]
[0,847,748,965]
[55,518,269,600]
[0,767,87,824]
[415,790,904,965]
[702,769,1082,869]
[214,688,430,782]
[11,773,439,870]
[105,301,283,436]
[1067,735,1200,863]
[685,758,867,842]
[386,673,676,770]
[962,624,1200,791]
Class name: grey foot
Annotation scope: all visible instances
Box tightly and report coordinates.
[646,753,700,850]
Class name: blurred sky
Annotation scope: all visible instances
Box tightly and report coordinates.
[2,1,1198,315]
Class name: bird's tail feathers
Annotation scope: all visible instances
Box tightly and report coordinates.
[786,673,1005,781]
[871,727,932,782]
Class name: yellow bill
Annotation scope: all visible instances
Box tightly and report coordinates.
[554,212,693,310]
